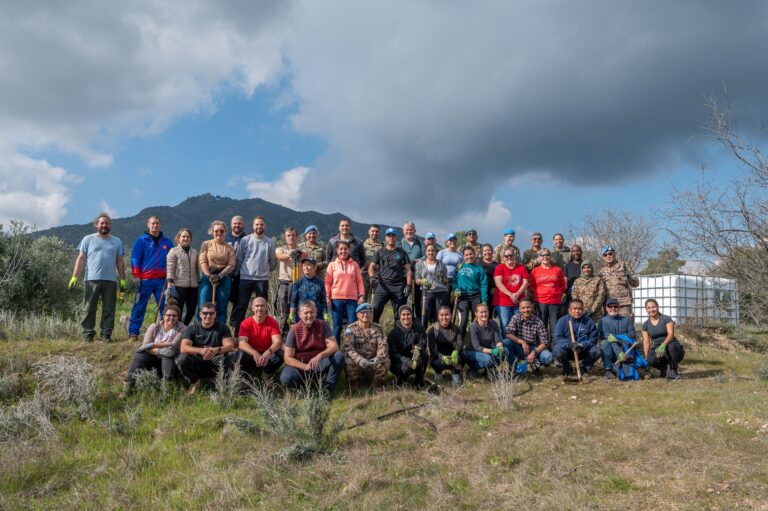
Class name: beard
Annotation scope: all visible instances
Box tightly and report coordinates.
[98,226,111,235]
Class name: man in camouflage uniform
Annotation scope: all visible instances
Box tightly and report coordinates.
[299,225,328,279]
[522,232,544,271]
[362,224,382,302]
[493,228,521,264]
[551,233,571,270]
[571,261,607,323]
[597,245,639,318]
[343,303,390,392]
[459,228,482,255]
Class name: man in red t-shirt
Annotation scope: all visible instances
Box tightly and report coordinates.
[493,248,529,336]
[236,296,284,378]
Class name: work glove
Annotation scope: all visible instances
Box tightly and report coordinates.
[423,280,433,290]
[209,274,220,284]
[290,248,302,262]
[370,277,379,291]
[450,350,459,366]
[358,357,371,369]
[655,345,666,358]
[441,355,452,366]
[163,287,174,302]
[68,276,78,289]
[453,288,461,298]
[324,312,332,323]
[607,334,618,344]
[158,347,176,358]
[286,316,294,326]
[119,279,127,292]
[618,351,628,363]
[491,346,505,357]
[411,346,421,370]
[573,343,584,353]
[136,343,154,353]
[403,285,411,298]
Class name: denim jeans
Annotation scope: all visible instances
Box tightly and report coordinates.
[495,305,519,337]
[331,299,358,344]
[198,274,231,325]
[510,342,553,366]
[463,338,515,373]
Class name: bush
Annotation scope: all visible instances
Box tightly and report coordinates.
[0,310,80,341]
[0,394,55,442]
[34,356,98,419]
[210,361,244,408]
[758,361,768,382]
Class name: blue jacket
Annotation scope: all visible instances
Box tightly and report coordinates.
[597,314,637,341]
[131,232,173,280]
[290,275,327,316]
[553,314,598,351]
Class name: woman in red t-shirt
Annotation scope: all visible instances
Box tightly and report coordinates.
[529,249,566,336]
[493,248,529,336]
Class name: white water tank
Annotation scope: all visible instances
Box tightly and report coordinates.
[632,274,739,325]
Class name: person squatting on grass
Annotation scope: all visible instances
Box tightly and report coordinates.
[642,298,685,381]
[121,304,185,397]
[343,302,390,393]
[280,300,345,393]
[388,305,428,388]
[128,215,174,341]
[69,212,127,342]
[176,302,237,395]
[505,298,553,372]
[553,299,599,376]
[234,296,284,381]
[598,297,638,380]
[427,306,463,386]
[463,302,515,379]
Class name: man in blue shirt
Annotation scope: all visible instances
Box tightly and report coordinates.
[553,299,599,376]
[598,297,637,379]
[68,213,126,341]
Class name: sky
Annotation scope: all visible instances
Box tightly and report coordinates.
[2,1,768,248]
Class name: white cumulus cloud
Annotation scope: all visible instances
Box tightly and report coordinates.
[245,166,312,210]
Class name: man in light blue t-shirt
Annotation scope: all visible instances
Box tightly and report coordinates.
[68,213,126,341]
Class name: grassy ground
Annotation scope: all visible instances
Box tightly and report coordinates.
[1,326,768,510]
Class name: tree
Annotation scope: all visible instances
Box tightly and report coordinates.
[668,91,768,324]
[569,208,656,272]
[641,247,686,275]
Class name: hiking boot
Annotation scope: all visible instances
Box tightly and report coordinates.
[604,370,615,381]
[451,373,462,387]
[186,381,200,396]
[666,369,680,381]
[434,373,444,385]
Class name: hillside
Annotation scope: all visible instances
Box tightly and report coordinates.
[36,194,389,246]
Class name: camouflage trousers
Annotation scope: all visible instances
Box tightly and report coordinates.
[618,305,633,319]
[345,359,390,383]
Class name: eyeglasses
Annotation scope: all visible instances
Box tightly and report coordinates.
[200,311,216,316]
[503,254,514,258]
[163,313,178,318]
[606,305,619,309]
[541,254,551,257]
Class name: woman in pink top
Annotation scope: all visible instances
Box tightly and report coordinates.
[529,248,567,336]
[324,241,365,341]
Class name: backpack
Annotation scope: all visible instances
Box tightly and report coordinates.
[612,333,648,381]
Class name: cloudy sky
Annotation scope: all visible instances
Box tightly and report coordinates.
[2,1,767,245]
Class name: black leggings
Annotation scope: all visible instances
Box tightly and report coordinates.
[422,290,450,327]
[457,293,482,336]
[174,287,199,325]
[646,340,685,373]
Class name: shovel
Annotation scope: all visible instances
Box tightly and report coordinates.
[563,319,583,384]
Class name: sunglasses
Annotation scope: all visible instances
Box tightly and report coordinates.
[503,254,514,258]
[603,252,615,256]
[200,311,216,316]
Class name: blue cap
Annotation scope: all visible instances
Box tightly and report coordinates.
[385,227,398,236]
[425,232,436,240]
[601,245,615,256]
[355,303,372,313]
[446,233,457,240]
[303,225,318,235]
[466,229,477,235]
[605,297,619,307]
[503,228,516,236]
[300,256,317,265]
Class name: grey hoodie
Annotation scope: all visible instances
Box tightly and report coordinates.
[236,234,277,281]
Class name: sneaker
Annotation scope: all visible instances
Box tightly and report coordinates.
[604,370,615,381]
[666,369,680,381]
[451,373,462,387]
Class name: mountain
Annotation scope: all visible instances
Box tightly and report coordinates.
[36,194,391,246]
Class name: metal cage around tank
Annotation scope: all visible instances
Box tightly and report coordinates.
[632,274,739,326]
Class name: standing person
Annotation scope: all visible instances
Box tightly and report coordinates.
[388,305,428,388]
[176,302,237,395]
[423,232,442,251]
[128,216,173,341]
[463,303,515,378]
[226,215,246,329]
[563,244,584,300]
[369,228,412,324]
[598,245,639,318]
[642,299,685,380]
[552,299,599,376]
[436,233,463,291]
[325,242,365,342]
[233,216,276,335]
[166,228,200,325]
[479,244,498,317]
[551,233,571,270]
[459,229,481,255]
[414,243,450,326]
[454,247,488,336]
[493,247,529,336]
[325,218,366,267]
[121,305,184,396]
[400,221,425,321]
[522,233,544,271]
[493,228,521,264]
[343,303,389,393]
[362,224,383,302]
[427,306,463,386]
[289,256,327,324]
[275,227,307,335]
[299,225,328,279]
[68,212,126,342]
[529,249,567,337]
[505,299,553,371]
[598,297,638,380]
[198,221,236,325]
[571,261,607,324]
[280,300,345,394]
[235,296,284,380]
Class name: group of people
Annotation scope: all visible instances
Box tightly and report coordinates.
[67,212,685,397]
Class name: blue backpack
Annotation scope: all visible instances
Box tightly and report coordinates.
[612,334,648,381]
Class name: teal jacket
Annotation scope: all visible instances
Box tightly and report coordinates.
[455,263,488,303]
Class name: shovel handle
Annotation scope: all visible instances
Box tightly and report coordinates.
[568,319,582,381]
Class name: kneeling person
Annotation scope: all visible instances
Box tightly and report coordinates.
[343,303,389,392]
[281,300,345,393]
[464,302,515,378]
[388,305,428,388]
[598,297,637,380]
[176,302,237,393]
[427,306,463,386]
[505,299,553,372]
[553,299,599,376]
[236,296,284,379]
